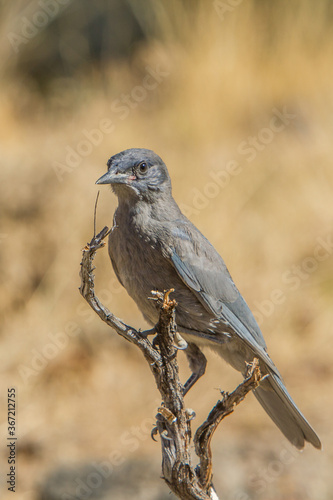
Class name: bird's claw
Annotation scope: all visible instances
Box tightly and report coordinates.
[185,408,196,421]
[173,332,188,350]
[151,426,159,441]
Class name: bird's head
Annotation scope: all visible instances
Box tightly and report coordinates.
[96,148,171,201]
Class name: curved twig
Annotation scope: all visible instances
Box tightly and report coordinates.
[79,227,262,499]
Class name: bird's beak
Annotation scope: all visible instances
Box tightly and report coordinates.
[96,170,129,185]
[95,171,113,185]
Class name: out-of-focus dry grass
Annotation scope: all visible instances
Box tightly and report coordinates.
[0,2,333,499]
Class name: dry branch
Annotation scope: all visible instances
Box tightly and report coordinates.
[79,227,262,500]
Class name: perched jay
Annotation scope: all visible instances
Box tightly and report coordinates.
[96,148,321,450]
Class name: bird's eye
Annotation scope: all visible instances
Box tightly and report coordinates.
[138,161,148,174]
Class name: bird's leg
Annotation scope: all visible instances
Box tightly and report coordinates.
[183,342,207,396]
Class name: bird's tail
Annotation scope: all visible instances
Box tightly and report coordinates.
[253,371,321,449]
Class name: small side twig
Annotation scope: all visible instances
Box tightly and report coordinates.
[194,360,261,489]
[79,227,263,500]
[93,191,100,238]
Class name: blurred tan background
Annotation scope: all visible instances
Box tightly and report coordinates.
[0,1,332,499]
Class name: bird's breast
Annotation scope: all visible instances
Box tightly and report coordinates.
[108,213,221,339]
[108,222,182,323]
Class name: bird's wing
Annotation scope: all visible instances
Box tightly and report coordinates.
[166,220,275,365]
[108,234,125,289]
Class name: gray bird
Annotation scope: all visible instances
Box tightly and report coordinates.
[96,148,321,450]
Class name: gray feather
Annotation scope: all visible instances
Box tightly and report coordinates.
[253,373,321,449]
